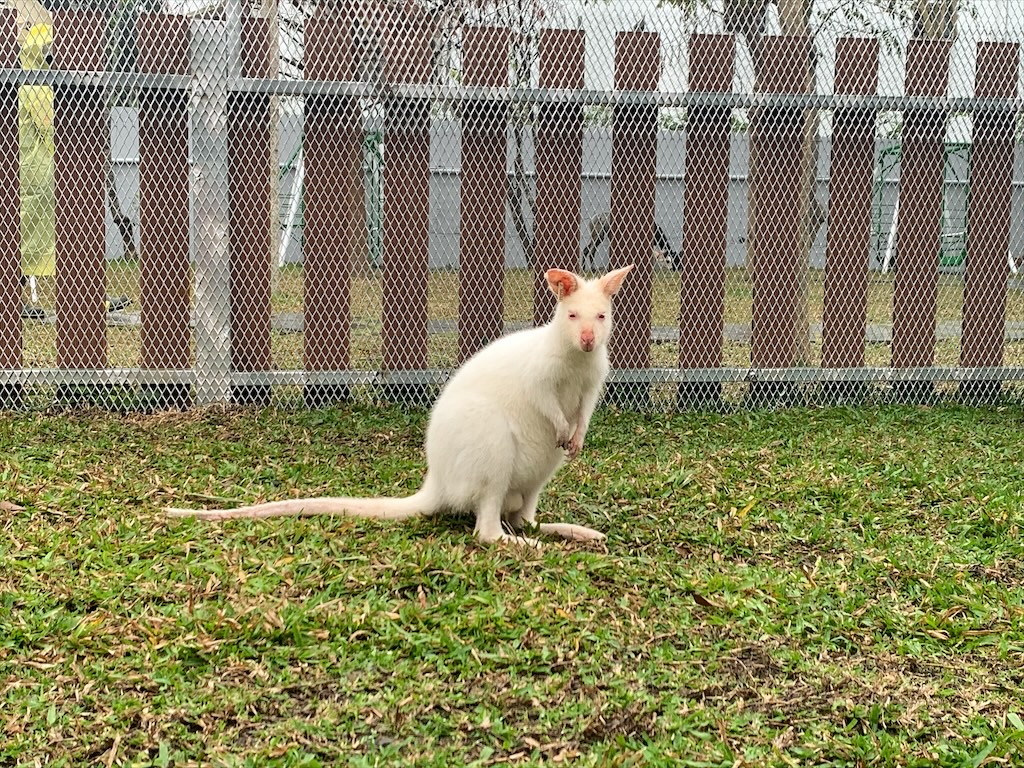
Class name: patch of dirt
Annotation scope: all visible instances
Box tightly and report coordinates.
[965,560,1024,587]
[578,700,660,745]
[715,643,784,684]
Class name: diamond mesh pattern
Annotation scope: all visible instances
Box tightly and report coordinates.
[1,0,1023,410]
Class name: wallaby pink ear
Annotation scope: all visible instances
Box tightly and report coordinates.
[545,269,580,300]
[599,264,634,296]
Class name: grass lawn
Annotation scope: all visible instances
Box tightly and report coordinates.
[2,404,1024,766]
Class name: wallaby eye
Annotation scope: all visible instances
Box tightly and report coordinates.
[568,311,578,320]
[597,313,606,321]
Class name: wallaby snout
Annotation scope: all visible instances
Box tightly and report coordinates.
[580,327,596,352]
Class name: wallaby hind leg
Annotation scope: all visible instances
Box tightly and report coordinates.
[476,494,539,548]
[502,492,524,517]
[504,488,603,542]
[504,486,542,531]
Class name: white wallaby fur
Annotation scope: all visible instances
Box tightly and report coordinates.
[166,265,634,546]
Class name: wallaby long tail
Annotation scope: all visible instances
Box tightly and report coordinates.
[165,489,435,522]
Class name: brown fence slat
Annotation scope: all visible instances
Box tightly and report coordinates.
[678,33,735,408]
[749,35,812,398]
[821,37,880,398]
[0,9,19,406]
[959,41,1019,403]
[228,14,276,405]
[303,8,361,407]
[53,11,107,383]
[380,4,433,400]
[533,28,585,325]
[138,14,191,410]
[891,38,951,401]
[458,26,509,362]
[608,29,660,407]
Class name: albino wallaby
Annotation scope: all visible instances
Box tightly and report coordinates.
[166,265,634,547]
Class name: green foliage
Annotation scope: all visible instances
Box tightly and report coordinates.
[2,404,1024,765]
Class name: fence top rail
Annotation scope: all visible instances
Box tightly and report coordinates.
[6,367,1024,388]
[0,67,1019,114]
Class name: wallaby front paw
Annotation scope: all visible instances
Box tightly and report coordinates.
[555,424,574,452]
[565,432,583,459]
[558,426,583,459]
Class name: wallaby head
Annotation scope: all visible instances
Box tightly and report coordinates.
[545,265,633,353]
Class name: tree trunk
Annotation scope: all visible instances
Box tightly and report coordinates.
[507,114,535,268]
[106,162,136,261]
[914,0,958,39]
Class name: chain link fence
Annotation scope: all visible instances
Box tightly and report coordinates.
[1,0,1023,410]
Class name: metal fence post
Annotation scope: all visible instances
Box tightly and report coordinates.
[190,18,233,406]
[0,10,21,409]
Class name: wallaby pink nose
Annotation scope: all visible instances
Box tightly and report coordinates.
[580,328,595,351]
